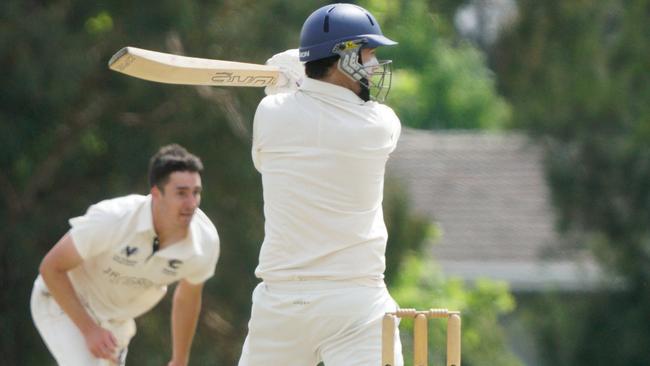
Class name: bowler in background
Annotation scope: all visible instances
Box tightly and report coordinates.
[31,144,220,366]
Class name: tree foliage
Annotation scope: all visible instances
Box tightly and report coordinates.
[362,0,512,130]
[494,0,650,364]
[390,255,521,366]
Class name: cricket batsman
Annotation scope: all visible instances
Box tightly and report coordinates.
[238,3,404,365]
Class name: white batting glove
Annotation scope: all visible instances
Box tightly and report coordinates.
[264,49,305,95]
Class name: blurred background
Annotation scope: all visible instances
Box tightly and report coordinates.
[2,0,649,365]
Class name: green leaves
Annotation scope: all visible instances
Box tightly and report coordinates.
[362,0,512,130]
[85,11,113,35]
[390,254,521,366]
[494,0,650,364]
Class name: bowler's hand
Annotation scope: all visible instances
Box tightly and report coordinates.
[83,323,119,362]
[265,49,305,95]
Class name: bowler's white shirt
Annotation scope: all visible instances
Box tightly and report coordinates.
[252,77,401,282]
[35,194,220,321]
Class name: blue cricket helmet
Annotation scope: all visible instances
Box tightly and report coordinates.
[299,3,397,62]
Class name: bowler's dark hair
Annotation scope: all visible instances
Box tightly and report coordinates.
[148,144,203,190]
[305,55,339,79]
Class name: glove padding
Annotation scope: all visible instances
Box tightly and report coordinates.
[264,49,305,95]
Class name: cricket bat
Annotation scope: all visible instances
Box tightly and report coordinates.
[108,46,280,87]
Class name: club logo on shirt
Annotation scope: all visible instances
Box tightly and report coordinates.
[102,267,154,289]
[122,246,138,257]
[114,245,139,266]
[162,259,183,276]
[168,259,183,269]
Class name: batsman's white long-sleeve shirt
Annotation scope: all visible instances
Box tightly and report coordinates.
[252,77,401,283]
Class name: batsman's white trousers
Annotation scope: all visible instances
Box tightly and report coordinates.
[238,280,404,366]
[30,282,135,366]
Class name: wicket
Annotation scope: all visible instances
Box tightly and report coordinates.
[382,308,461,366]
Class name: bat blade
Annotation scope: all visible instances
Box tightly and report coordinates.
[108,46,280,87]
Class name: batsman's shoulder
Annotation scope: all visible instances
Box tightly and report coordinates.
[373,101,397,115]
[256,91,297,119]
[259,90,295,107]
[371,102,401,126]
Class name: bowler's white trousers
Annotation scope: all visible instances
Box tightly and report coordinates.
[30,281,136,366]
[238,280,404,366]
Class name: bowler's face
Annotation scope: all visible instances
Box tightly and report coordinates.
[155,171,202,227]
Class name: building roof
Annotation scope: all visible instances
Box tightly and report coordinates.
[386,128,602,291]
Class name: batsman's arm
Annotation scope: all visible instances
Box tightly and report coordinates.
[39,233,118,362]
[264,48,305,95]
[168,279,204,366]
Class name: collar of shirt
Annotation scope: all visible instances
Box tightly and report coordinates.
[134,194,203,260]
[299,77,365,105]
[135,195,154,234]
